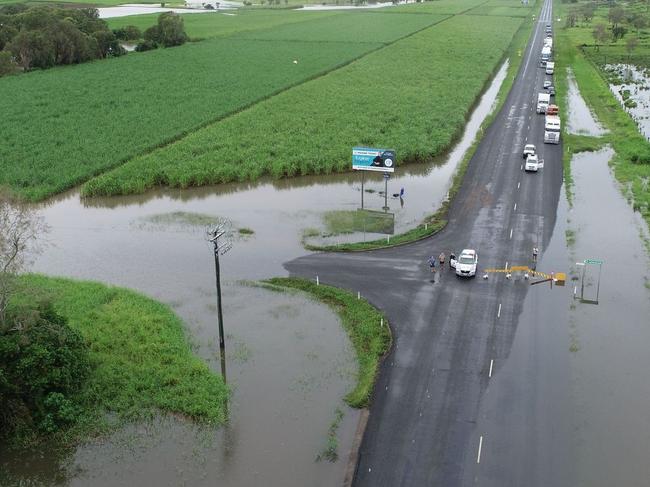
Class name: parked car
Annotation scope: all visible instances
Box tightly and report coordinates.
[523,144,536,158]
[451,249,478,277]
[543,80,552,89]
[548,86,556,96]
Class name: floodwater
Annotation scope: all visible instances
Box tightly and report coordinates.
[0,285,358,487]
[1,59,508,485]
[98,3,237,18]
[568,147,650,486]
[605,64,650,140]
[566,68,607,136]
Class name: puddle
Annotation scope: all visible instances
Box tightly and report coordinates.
[566,68,607,136]
[567,147,650,486]
[7,58,508,485]
[604,64,650,140]
[0,285,358,487]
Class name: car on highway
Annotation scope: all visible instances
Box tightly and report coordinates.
[523,144,536,158]
[525,153,541,172]
[543,80,552,89]
[548,85,556,96]
[451,249,478,277]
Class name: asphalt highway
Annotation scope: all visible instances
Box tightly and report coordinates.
[285,1,565,484]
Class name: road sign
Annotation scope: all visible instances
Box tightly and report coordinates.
[352,147,396,173]
[584,259,604,265]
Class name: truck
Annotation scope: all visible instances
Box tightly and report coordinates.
[546,104,559,116]
[541,45,551,63]
[544,115,561,144]
[543,37,553,49]
[537,92,551,114]
[545,61,555,75]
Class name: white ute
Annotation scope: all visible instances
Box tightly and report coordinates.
[451,249,478,277]
[523,144,536,158]
[525,153,543,172]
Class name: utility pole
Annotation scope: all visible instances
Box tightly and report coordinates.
[208,224,232,349]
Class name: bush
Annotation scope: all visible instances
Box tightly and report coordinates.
[135,39,157,52]
[113,25,142,41]
[0,301,90,445]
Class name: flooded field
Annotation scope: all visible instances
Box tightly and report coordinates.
[566,68,607,136]
[604,64,650,140]
[1,60,508,485]
[567,147,650,486]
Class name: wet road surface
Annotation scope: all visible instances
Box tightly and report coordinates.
[287,1,569,484]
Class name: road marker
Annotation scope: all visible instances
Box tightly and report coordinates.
[518,182,521,189]
[497,303,502,318]
[514,203,517,211]
[489,359,494,377]
[509,228,513,239]
[477,436,483,464]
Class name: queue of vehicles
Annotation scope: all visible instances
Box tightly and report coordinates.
[448,24,556,278]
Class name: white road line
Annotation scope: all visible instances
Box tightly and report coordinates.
[477,436,484,464]
[514,203,517,211]
[505,261,508,270]
[521,164,523,170]
[497,303,502,318]
[509,228,513,239]
[518,182,521,189]
[489,359,494,378]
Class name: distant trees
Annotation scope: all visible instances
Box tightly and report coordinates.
[139,12,187,50]
[592,23,609,50]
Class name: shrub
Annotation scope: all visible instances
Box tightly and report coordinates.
[0,301,90,445]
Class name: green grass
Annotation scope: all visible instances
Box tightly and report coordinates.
[15,274,228,439]
[321,209,395,236]
[557,0,650,225]
[0,36,377,201]
[107,10,340,40]
[82,14,524,197]
[389,0,489,14]
[264,277,391,408]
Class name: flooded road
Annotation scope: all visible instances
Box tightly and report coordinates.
[566,68,607,136]
[568,147,650,487]
[1,60,508,485]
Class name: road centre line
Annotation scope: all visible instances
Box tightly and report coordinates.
[514,203,517,211]
[489,359,494,378]
[497,303,501,318]
[477,436,484,464]
[518,182,521,189]
[509,228,513,239]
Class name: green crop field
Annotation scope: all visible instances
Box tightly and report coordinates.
[233,11,446,43]
[0,36,377,200]
[107,10,339,40]
[83,13,525,196]
[389,0,489,15]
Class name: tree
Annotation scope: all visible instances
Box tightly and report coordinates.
[592,23,609,51]
[8,30,54,70]
[0,194,46,328]
[0,50,15,76]
[158,12,187,46]
[581,2,596,22]
[631,15,647,33]
[608,6,625,28]
[626,36,639,62]
[611,25,627,41]
[566,10,577,28]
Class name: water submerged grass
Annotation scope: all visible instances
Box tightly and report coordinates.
[263,278,391,408]
[12,275,228,446]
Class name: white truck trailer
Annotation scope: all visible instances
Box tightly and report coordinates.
[544,115,561,144]
[537,92,551,114]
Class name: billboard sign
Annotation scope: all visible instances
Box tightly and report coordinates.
[352,147,396,173]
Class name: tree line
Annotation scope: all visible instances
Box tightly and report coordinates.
[0,4,188,77]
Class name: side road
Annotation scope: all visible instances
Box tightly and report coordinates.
[285,1,565,485]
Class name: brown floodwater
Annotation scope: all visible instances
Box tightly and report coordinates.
[568,147,650,486]
[605,64,650,140]
[1,60,509,486]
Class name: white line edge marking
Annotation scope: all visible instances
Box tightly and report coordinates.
[497,303,502,318]
[489,359,494,378]
[477,436,483,464]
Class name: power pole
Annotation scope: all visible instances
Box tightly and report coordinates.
[208,224,232,349]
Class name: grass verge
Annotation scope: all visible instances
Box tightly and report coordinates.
[11,274,228,445]
[263,277,391,408]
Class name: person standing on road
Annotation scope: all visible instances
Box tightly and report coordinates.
[428,256,436,273]
[438,252,446,266]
